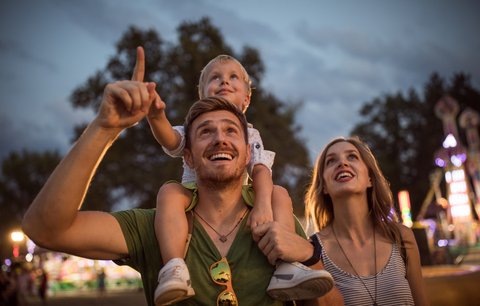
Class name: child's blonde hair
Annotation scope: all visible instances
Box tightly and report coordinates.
[197,55,252,99]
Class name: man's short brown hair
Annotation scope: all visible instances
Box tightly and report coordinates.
[184,96,249,149]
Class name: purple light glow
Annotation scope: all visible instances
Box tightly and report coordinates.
[435,158,446,168]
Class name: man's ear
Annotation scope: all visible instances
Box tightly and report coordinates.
[184,148,194,168]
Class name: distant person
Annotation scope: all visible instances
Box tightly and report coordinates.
[304,136,429,305]
[97,268,106,295]
[15,265,32,304]
[37,269,48,305]
[1,269,19,305]
[147,53,333,305]
[22,47,342,306]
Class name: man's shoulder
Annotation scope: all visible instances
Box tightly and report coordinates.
[111,208,159,256]
[111,208,156,223]
[293,216,307,238]
[241,184,255,207]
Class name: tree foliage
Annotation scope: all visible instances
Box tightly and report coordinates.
[351,73,480,218]
[0,150,61,259]
[70,17,310,213]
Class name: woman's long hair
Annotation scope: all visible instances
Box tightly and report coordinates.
[305,136,402,244]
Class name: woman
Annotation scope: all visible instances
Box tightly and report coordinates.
[305,136,429,306]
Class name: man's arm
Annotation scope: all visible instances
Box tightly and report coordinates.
[22,46,153,260]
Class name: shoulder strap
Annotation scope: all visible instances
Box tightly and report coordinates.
[183,211,194,258]
[400,234,408,270]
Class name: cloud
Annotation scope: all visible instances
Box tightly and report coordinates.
[299,99,359,159]
[0,40,58,73]
[294,19,480,90]
[150,0,283,50]
[258,46,372,161]
[284,10,480,160]
[1,0,479,166]
[265,45,385,107]
[0,2,60,81]
[44,0,283,60]
[0,94,93,160]
[50,0,168,44]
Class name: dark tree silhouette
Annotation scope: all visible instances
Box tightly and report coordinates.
[351,73,480,218]
[69,17,310,214]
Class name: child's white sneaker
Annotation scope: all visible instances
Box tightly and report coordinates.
[154,258,195,305]
[267,261,334,301]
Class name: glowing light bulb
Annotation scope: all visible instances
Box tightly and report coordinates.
[443,134,457,148]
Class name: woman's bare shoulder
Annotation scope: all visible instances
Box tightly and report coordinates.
[395,223,416,244]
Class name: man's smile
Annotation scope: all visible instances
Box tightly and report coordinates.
[208,152,234,161]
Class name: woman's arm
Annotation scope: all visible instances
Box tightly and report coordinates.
[300,259,344,306]
[399,224,430,306]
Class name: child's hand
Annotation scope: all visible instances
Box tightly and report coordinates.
[247,203,273,241]
[146,84,167,121]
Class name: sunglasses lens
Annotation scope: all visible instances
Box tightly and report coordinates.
[210,258,237,306]
[217,291,238,306]
[210,260,231,284]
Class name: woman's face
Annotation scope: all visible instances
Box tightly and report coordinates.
[322,141,372,198]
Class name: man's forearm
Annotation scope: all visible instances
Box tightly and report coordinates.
[22,121,120,246]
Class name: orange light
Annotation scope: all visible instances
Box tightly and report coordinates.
[398,190,413,227]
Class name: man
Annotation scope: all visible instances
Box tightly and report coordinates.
[22,47,342,305]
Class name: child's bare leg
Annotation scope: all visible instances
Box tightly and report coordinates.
[267,185,334,301]
[154,182,194,305]
[155,182,192,262]
[271,185,295,233]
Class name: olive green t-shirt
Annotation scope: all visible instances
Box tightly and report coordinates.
[112,185,306,306]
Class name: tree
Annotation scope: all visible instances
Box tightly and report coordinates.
[0,150,61,259]
[351,73,480,218]
[70,17,310,214]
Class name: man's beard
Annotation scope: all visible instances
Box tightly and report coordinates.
[195,163,245,190]
[202,172,241,190]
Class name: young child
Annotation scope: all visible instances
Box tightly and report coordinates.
[147,55,333,305]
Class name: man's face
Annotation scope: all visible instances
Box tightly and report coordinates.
[184,110,250,187]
